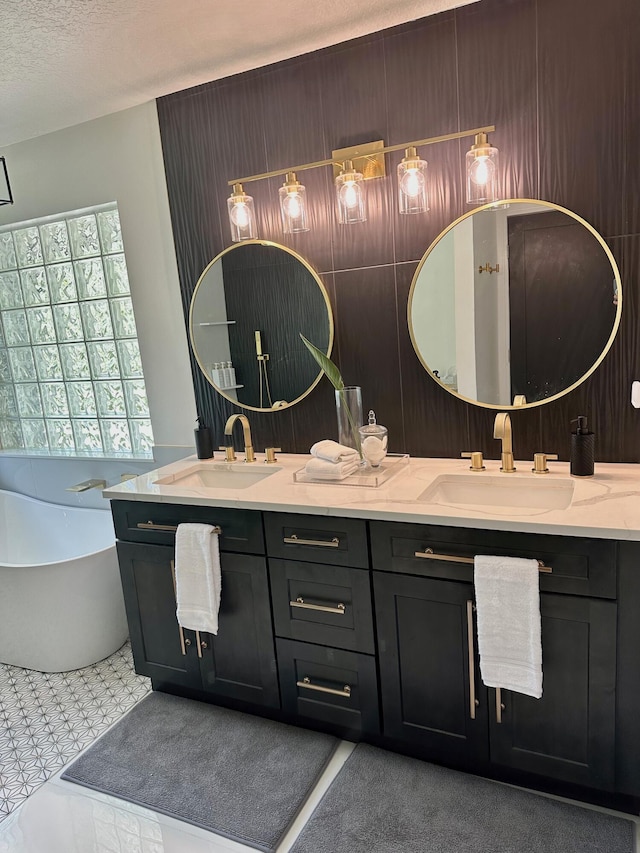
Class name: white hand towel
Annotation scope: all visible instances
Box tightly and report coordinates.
[310,439,359,464]
[304,456,360,480]
[474,555,542,699]
[175,523,221,635]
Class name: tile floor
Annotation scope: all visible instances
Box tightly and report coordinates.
[0,647,638,852]
[0,641,150,821]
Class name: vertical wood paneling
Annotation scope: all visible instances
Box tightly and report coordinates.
[318,36,395,271]
[456,0,538,201]
[333,266,404,449]
[537,0,626,237]
[158,0,636,461]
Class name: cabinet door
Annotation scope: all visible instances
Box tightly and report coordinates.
[489,594,616,790]
[117,541,201,687]
[199,553,280,709]
[374,572,488,765]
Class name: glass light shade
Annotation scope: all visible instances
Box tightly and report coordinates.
[397,148,428,214]
[227,184,257,242]
[278,173,309,233]
[466,133,499,204]
[335,162,366,224]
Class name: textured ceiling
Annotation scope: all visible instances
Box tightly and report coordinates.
[1,0,477,146]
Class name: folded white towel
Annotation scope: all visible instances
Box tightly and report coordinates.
[304,456,360,480]
[310,439,359,464]
[474,555,542,699]
[175,523,221,635]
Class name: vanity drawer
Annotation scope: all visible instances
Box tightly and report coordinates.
[270,559,375,654]
[370,521,616,599]
[111,500,264,554]
[276,638,379,738]
[264,512,368,568]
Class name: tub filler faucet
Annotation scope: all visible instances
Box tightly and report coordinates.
[66,479,107,492]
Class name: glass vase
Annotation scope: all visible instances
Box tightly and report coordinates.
[335,386,363,452]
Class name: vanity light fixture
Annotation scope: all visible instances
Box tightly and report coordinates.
[397,147,428,215]
[279,172,309,233]
[335,160,366,224]
[225,124,498,239]
[0,157,13,206]
[227,183,257,242]
[466,132,499,205]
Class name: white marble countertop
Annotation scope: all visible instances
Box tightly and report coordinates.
[103,453,640,541]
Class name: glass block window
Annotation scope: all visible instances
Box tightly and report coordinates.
[0,204,154,456]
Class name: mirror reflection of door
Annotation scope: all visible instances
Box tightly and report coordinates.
[507,210,616,402]
[190,242,333,412]
[408,199,621,409]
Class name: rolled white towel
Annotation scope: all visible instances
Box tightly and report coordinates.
[305,456,360,480]
[310,439,359,464]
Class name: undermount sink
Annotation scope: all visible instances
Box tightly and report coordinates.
[419,473,575,512]
[154,462,281,490]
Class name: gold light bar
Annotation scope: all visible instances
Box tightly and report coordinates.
[227,125,496,186]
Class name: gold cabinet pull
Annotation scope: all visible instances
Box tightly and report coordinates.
[290,597,346,615]
[296,676,351,698]
[170,559,187,656]
[138,521,222,534]
[496,688,506,723]
[466,600,478,720]
[415,548,552,573]
[284,533,340,548]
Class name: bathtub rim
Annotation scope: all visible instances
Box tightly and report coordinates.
[0,487,116,569]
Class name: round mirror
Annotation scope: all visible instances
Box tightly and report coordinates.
[408,199,622,409]
[189,240,333,412]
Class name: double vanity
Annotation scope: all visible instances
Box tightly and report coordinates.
[105,450,640,812]
[105,192,637,809]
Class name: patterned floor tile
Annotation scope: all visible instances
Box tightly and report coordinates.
[0,641,150,822]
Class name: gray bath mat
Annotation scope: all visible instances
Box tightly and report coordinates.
[62,691,338,852]
[290,744,634,853]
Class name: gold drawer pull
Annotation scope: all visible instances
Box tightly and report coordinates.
[466,600,477,720]
[290,597,346,615]
[138,520,222,534]
[415,548,552,573]
[284,533,340,548]
[297,676,351,698]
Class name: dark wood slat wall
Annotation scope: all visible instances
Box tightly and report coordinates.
[156,0,640,462]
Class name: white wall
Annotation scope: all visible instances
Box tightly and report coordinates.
[0,101,197,505]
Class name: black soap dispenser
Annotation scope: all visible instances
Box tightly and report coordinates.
[194,417,214,460]
[570,416,595,477]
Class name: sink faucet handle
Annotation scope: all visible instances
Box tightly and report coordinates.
[219,445,236,463]
[264,447,281,464]
[461,451,486,472]
[532,452,558,474]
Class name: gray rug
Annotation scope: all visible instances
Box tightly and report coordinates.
[290,744,634,853]
[62,691,338,852]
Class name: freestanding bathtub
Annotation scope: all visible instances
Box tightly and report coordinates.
[0,489,128,672]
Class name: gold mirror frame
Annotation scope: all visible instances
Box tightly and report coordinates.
[407,199,622,410]
[189,239,334,413]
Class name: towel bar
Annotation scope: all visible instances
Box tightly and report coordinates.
[415,548,552,573]
[137,521,222,534]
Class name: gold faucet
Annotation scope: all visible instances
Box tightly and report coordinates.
[494,412,516,473]
[224,414,255,463]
